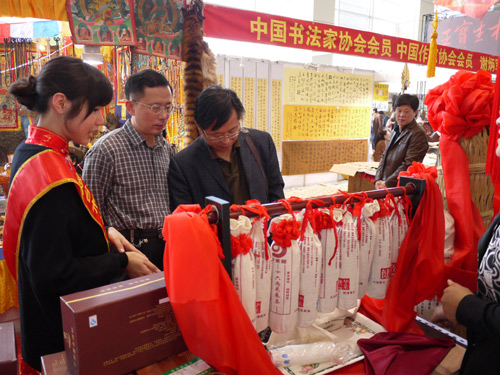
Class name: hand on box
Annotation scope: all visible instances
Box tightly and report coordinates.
[125,252,160,278]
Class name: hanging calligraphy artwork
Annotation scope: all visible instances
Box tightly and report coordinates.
[132,0,183,60]
[66,0,137,46]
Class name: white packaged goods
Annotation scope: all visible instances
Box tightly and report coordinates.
[230,215,257,328]
[337,210,360,310]
[269,214,301,334]
[367,212,392,299]
[358,201,379,298]
[318,208,341,313]
[390,198,409,277]
[250,218,273,332]
[269,341,355,367]
[296,210,323,327]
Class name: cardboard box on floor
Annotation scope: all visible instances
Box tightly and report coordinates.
[60,272,186,375]
[0,321,17,375]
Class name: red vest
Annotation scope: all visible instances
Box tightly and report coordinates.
[3,126,107,281]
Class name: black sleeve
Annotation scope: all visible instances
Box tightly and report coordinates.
[456,293,500,340]
[168,155,195,211]
[21,183,126,297]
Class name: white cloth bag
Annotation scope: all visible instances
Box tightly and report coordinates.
[337,210,360,310]
[367,207,392,299]
[230,215,257,328]
[269,214,301,334]
[358,200,379,298]
[296,210,323,327]
[318,208,341,313]
[250,218,273,332]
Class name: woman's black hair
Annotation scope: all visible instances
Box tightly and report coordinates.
[9,56,113,119]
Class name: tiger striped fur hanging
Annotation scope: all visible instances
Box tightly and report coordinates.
[181,0,217,146]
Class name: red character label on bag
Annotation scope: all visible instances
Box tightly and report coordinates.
[338,278,350,290]
[256,301,261,314]
[380,267,391,279]
[298,294,304,307]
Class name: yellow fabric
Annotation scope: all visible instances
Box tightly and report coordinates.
[0,0,68,22]
[102,46,114,64]
[0,260,18,314]
[427,11,439,78]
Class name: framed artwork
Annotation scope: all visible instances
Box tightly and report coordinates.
[67,0,137,46]
[132,0,183,60]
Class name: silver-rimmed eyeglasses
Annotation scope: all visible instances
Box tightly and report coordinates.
[202,128,241,143]
[132,100,173,114]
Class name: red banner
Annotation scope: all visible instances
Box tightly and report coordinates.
[204,4,498,74]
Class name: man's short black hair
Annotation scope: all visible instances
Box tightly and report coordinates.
[125,69,172,100]
[194,85,245,131]
[394,94,419,111]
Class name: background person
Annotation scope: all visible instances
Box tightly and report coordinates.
[168,85,285,208]
[82,70,175,270]
[5,56,158,372]
[374,94,429,188]
[372,129,390,162]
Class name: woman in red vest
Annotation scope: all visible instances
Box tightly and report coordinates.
[4,56,159,372]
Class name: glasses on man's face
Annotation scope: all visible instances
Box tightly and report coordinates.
[202,128,241,143]
[132,100,173,114]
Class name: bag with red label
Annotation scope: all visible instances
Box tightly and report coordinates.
[269,213,301,334]
[296,208,323,327]
[230,215,256,328]
[316,207,340,313]
[249,217,273,332]
[366,199,392,300]
[337,209,360,310]
[358,200,380,298]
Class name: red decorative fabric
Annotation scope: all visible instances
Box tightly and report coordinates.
[357,332,455,375]
[162,205,280,375]
[485,53,500,184]
[361,163,445,333]
[230,233,253,258]
[425,70,492,292]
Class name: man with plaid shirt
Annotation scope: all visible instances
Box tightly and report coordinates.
[83,70,174,270]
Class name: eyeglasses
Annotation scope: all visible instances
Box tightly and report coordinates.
[202,128,241,143]
[132,100,173,114]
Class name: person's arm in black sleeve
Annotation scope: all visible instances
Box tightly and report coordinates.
[457,294,500,340]
[22,184,126,297]
[168,155,194,211]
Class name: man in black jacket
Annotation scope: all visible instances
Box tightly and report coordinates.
[168,85,284,209]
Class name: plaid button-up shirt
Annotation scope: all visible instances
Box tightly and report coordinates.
[82,120,174,230]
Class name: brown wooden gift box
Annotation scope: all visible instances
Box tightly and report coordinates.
[0,321,17,375]
[60,272,186,375]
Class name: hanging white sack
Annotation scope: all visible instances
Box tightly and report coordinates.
[337,210,360,310]
[269,213,301,334]
[317,208,341,313]
[250,217,273,332]
[366,201,392,299]
[389,197,409,278]
[358,200,379,298]
[296,209,323,327]
[230,215,257,328]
